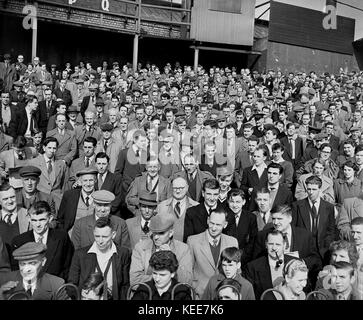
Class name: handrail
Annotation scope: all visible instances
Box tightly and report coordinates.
[305,290,330,300]
[171,282,195,300]
[7,291,31,300]
[127,282,153,300]
[260,288,286,300]
[54,283,80,300]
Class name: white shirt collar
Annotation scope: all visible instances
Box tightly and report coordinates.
[252,162,267,171]
[1,210,17,224]
[81,190,94,204]
[207,232,221,246]
[33,229,49,245]
[43,154,54,164]
[87,241,117,256]
[308,197,321,209]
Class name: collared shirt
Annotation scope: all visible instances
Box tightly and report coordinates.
[13,150,25,160]
[81,190,94,206]
[308,197,321,230]
[147,174,159,191]
[172,197,187,218]
[260,210,270,224]
[85,155,95,166]
[1,210,17,224]
[207,232,221,247]
[33,229,49,245]
[23,280,37,295]
[235,211,242,226]
[268,183,279,207]
[282,225,292,252]
[98,171,107,184]
[132,144,140,156]
[204,203,217,216]
[88,241,117,292]
[58,129,65,136]
[268,255,284,286]
[1,104,11,127]
[140,217,150,229]
[43,154,54,168]
[188,170,197,181]
[252,162,267,179]
[288,137,296,159]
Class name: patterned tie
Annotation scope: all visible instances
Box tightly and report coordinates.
[282,232,289,251]
[85,196,90,207]
[142,220,149,234]
[174,201,181,218]
[47,160,53,175]
[18,153,24,160]
[212,239,218,247]
[26,285,32,297]
[262,212,267,224]
[85,157,90,167]
[104,140,108,152]
[311,202,318,234]
[4,213,12,225]
[37,236,43,244]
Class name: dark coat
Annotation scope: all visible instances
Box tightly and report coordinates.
[240,166,268,196]
[57,189,82,232]
[183,203,237,243]
[280,136,304,168]
[292,198,336,260]
[68,244,131,300]
[37,99,58,134]
[53,87,72,106]
[8,107,39,139]
[11,228,74,280]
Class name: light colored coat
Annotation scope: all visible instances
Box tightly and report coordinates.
[130,238,193,286]
[94,137,123,173]
[125,216,151,249]
[187,230,238,299]
[0,208,30,234]
[337,196,363,239]
[157,196,199,242]
[46,128,77,166]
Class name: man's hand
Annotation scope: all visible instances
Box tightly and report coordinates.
[0,281,19,300]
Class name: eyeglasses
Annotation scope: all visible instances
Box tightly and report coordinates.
[172,186,185,191]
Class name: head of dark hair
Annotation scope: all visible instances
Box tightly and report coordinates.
[13,136,27,149]
[267,162,284,175]
[202,179,220,191]
[305,175,322,188]
[227,189,246,201]
[149,250,179,273]
[84,136,98,147]
[28,201,52,217]
[43,136,59,148]
[94,216,114,231]
[95,152,110,163]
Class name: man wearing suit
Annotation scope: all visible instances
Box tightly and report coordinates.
[234,135,258,188]
[0,184,30,267]
[158,132,183,179]
[280,122,304,169]
[57,167,97,233]
[174,153,214,203]
[28,137,67,211]
[249,163,293,212]
[130,213,193,286]
[241,146,269,200]
[94,99,109,127]
[68,136,97,189]
[251,188,274,232]
[183,179,237,243]
[337,196,363,241]
[324,122,340,151]
[252,205,322,284]
[114,130,148,200]
[80,84,98,120]
[0,130,13,153]
[11,201,74,280]
[126,192,158,249]
[0,53,16,92]
[292,175,336,263]
[1,91,16,136]
[0,242,65,300]
[71,190,130,250]
[46,113,77,166]
[36,88,57,135]
[74,111,102,158]
[94,123,122,173]
[245,230,294,299]
[68,216,131,300]
[8,96,39,139]
[157,176,199,242]
[53,79,72,107]
[187,210,238,298]
[126,156,171,216]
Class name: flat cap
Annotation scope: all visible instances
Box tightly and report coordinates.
[67,105,79,113]
[100,123,113,131]
[75,78,84,84]
[76,166,98,177]
[19,166,41,178]
[13,242,47,261]
[300,95,310,103]
[139,192,157,207]
[42,80,53,86]
[216,166,233,177]
[293,104,305,112]
[350,126,362,132]
[13,80,23,87]
[92,190,115,204]
[216,113,226,121]
[308,126,322,134]
[88,84,98,90]
[149,213,175,233]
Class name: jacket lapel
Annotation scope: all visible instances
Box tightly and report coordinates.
[45,229,60,270]
[199,232,216,269]
[301,200,311,231]
[17,207,30,233]
[86,215,96,244]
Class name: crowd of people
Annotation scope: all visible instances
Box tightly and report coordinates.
[0,51,363,300]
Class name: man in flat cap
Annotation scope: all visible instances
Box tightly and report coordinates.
[126,155,171,215]
[46,112,77,167]
[0,242,66,300]
[80,84,98,120]
[0,53,15,92]
[71,190,130,250]
[53,78,72,107]
[94,99,109,127]
[68,215,131,300]
[12,201,74,280]
[126,191,158,249]
[9,80,26,106]
[95,123,122,173]
[15,165,56,215]
[57,166,98,234]
[130,213,193,286]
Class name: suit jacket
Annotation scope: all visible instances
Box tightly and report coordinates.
[68,244,131,300]
[183,203,237,243]
[130,238,193,286]
[57,189,82,232]
[11,228,74,280]
[8,107,39,139]
[337,196,363,239]
[125,216,152,249]
[96,171,123,215]
[0,147,35,169]
[95,138,122,173]
[15,188,56,216]
[240,165,268,196]
[71,213,130,250]
[28,155,67,210]
[46,128,77,165]
[248,184,293,212]
[114,147,147,198]
[74,125,102,157]
[156,196,199,242]
[252,226,322,272]
[234,151,254,188]
[0,271,65,300]
[67,156,96,189]
[125,173,172,215]
[37,100,57,134]
[292,198,336,260]
[53,87,72,106]
[280,136,304,167]
[245,255,294,300]
[328,135,340,151]
[187,231,238,298]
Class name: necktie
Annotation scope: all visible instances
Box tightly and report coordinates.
[143,220,149,234]
[311,202,318,234]
[282,232,289,251]
[235,214,240,226]
[168,123,171,130]
[85,157,90,167]
[135,149,140,157]
[212,239,218,247]
[98,113,101,119]
[337,294,345,300]
[174,201,181,217]
[147,176,153,191]
[104,140,108,152]
[166,152,171,157]
[4,213,12,225]
[18,153,24,160]
[37,236,43,244]
[47,160,53,175]
[85,196,90,207]
[26,285,32,297]
[262,212,267,224]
